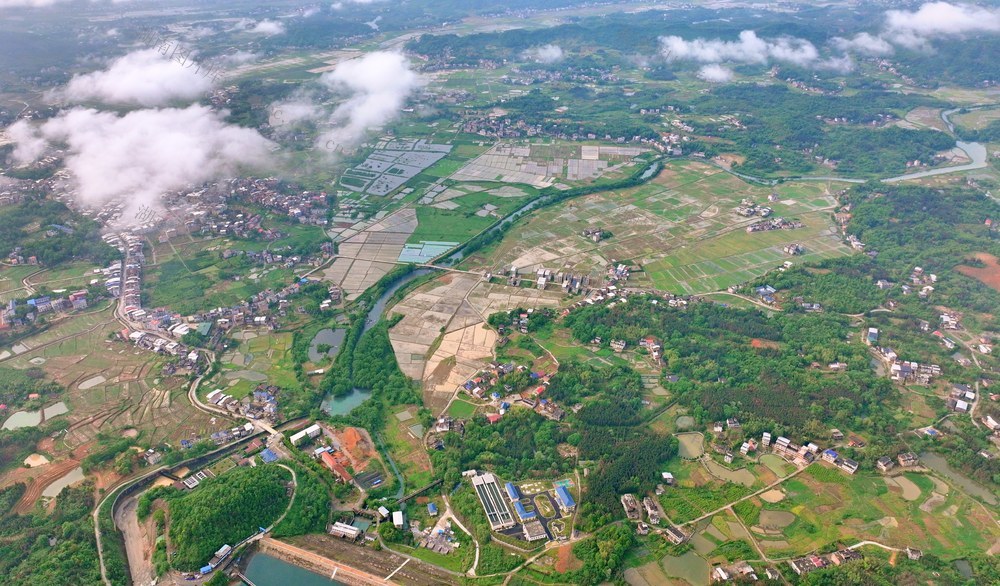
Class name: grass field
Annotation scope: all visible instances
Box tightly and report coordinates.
[409,187,530,245]
[144,233,307,315]
[385,406,434,489]
[446,399,477,418]
[643,211,847,294]
[215,331,300,400]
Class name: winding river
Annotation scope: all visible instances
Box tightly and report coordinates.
[320,268,437,416]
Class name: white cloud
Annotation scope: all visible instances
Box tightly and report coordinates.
[523,44,565,64]
[217,51,259,67]
[0,0,64,6]
[831,32,895,56]
[55,48,213,107]
[660,30,856,72]
[249,19,286,36]
[315,51,420,149]
[697,64,733,83]
[0,0,133,6]
[331,0,381,8]
[832,3,1000,58]
[660,30,823,68]
[885,1,1000,48]
[10,105,275,218]
[270,96,324,127]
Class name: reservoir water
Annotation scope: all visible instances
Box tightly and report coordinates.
[242,552,345,586]
[918,451,997,505]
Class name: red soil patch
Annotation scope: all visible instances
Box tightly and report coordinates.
[957,253,1000,293]
[13,442,92,514]
[750,338,780,349]
[555,544,572,573]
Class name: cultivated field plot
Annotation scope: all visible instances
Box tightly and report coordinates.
[388,273,484,381]
[421,323,496,415]
[469,160,850,294]
[464,280,563,319]
[743,466,1000,558]
[5,320,226,451]
[0,262,102,304]
[340,139,452,196]
[388,274,562,413]
[2,303,115,358]
[898,107,948,132]
[451,142,646,188]
[953,106,1000,131]
[323,207,418,299]
[643,212,848,294]
[145,235,298,314]
[0,266,40,303]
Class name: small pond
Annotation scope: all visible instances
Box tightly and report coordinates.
[2,401,69,430]
[309,328,347,363]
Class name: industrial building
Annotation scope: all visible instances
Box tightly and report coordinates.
[329,522,361,540]
[289,422,322,446]
[522,519,548,542]
[472,472,515,530]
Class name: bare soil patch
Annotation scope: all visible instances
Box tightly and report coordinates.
[759,489,785,503]
[23,454,49,468]
[957,253,1000,293]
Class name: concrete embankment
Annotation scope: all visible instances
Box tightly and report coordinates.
[258,537,391,586]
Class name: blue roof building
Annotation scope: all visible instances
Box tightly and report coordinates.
[427,502,438,516]
[555,486,575,510]
[505,482,520,501]
[260,448,279,463]
[513,500,536,521]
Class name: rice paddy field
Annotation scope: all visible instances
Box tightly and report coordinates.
[468,160,852,294]
[3,318,226,453]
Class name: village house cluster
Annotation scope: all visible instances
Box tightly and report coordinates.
[228,177,331,226]
[746,216,803,233]
[0,289,92,331]
[735,199,772,218]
